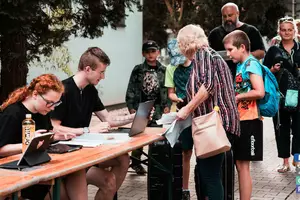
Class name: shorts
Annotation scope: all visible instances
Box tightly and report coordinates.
[179,126,193,150]
[21,184,50,200]
[233,119,263,161]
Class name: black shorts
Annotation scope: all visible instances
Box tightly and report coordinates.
[179,126,193,150]
[21,184,50,200]
[233,119,263,161]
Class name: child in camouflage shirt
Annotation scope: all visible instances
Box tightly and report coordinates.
[126,40,170,175]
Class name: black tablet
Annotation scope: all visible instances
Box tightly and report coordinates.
[0,132,54,170]
[47,143,82,154]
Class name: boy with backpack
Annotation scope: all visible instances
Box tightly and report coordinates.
[223,30,265,199]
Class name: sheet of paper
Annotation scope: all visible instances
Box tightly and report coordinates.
[58,133,130,147]
[156,112,177,125]
[58,140,103,148]
[164,115,192,148]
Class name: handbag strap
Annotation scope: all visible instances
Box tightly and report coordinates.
[191,53,219,110]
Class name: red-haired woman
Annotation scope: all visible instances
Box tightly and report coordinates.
[0,74,88,200]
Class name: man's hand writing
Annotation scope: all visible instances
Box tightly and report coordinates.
[90,122,110,133]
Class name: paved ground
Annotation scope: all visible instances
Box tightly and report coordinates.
[88,110,300,200]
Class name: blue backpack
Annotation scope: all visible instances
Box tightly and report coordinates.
[249,59,280,117]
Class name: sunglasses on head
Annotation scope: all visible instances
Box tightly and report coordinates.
[279,17,294,23]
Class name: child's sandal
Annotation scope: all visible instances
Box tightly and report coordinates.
[277,164,290,173]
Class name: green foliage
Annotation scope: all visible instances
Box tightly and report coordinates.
[0,0,140,102]
[143,0,288,48]
[0,0,139,61]
[30,45,73,76]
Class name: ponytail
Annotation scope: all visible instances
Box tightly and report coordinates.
[0,74,64,111]
[0,86,29,111]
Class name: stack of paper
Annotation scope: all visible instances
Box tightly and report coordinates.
[58,133,130,147]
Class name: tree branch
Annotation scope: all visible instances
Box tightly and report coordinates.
[164,0,174,17]
[178,0,184,22]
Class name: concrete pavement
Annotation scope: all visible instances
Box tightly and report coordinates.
[88,110,300,200]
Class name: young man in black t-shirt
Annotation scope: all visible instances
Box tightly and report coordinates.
[51,47,135,200]
[208,2,265,79]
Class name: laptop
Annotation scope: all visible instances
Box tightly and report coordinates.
[0,132,54,170]
[109,100,155,136]
[57,100,155,147]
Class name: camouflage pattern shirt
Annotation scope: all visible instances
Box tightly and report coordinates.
[126,61,170,121]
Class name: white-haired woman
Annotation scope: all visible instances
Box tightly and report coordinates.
[263,16,300,173]
[176,24,240,199]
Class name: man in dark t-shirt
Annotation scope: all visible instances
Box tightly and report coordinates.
[208,2,265,79]
[51,47,134,200]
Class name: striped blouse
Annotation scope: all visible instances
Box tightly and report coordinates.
[186,47,240,136]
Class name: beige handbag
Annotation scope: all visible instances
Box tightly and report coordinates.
[191,70,231,159]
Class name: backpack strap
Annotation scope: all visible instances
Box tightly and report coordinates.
[246,58,266,79]
[247,58,282,95]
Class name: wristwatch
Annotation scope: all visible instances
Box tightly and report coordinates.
[83,127,90,134]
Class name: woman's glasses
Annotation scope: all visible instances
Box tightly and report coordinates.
[279,17,294,23]
[39,94,62,108]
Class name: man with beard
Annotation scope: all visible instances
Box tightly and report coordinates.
[208,2,265,78]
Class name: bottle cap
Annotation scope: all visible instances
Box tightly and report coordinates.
[25,114,32,119]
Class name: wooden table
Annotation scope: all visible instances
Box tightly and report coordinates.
[0,127,165,199]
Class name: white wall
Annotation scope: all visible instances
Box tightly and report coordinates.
[28,6,143,106]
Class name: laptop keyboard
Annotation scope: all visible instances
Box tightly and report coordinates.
[109,128,130,133]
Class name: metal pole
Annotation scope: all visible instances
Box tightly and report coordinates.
[292,0,295,18]
[11,192,18,200]
[53,178,61,200]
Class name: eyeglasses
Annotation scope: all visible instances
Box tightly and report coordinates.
[279,17,294,23]
[39,94,62,108]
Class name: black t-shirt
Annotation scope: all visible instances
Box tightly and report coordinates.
[208,24,265,78]
[50,76,105,128]
[0,102,52,148]
[263,42,300,79]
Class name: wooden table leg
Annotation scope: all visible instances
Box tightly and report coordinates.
[53,178,61,200]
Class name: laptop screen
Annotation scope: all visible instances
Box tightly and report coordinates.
[129,100,155,137]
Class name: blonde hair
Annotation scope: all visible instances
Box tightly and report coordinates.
[277,16,298,37]
[295,19,300,26]
[177,24,209,59]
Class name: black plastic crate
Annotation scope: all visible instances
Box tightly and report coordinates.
[147,139,182,200]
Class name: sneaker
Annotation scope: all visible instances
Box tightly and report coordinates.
[182,190,190,200]
[132,164,147,175]
[277,164,290,173]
